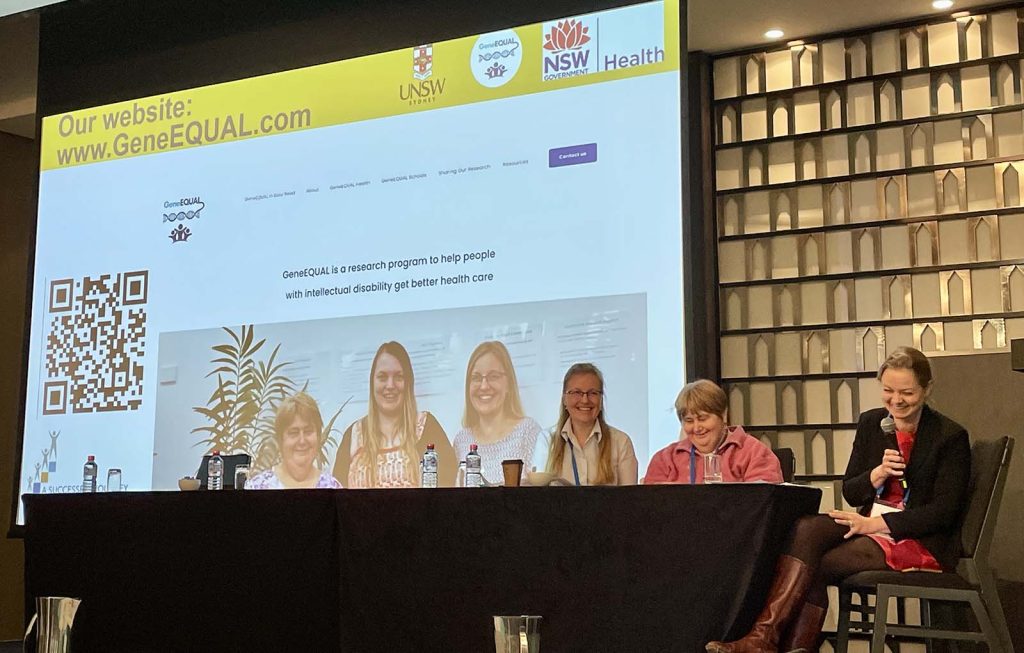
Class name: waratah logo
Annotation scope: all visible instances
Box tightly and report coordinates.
[543,20,591,52]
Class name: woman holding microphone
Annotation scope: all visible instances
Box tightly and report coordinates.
[706,347,971,653]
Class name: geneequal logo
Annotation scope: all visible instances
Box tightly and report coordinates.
[541,16,598,81]
[470,29,522,88]
[163,196,204,243]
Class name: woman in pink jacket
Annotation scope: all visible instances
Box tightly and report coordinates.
[644,379,782,484]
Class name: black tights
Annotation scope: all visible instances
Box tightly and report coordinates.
[787,514,888,608]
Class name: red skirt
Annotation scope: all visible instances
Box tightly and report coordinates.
[867,534,941,572]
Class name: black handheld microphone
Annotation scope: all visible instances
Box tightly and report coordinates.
[880,414,908,492]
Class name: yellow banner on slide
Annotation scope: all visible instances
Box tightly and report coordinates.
[41,0,680,171]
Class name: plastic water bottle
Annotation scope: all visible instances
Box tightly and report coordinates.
[82,455,98,493]
[208,451,224,490]
[421,444,438,488]
[465,444,482,487]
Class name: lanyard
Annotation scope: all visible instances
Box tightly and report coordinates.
[569,445,581,486]
[875,477,910,505]
[689,445,696,485]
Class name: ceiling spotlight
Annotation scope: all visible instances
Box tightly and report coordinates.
[932,0,954,9]
[764,28,785,39]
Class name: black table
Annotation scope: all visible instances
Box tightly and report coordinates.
[24,484,820,652]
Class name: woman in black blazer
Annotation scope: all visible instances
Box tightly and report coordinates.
[707,347,971,653]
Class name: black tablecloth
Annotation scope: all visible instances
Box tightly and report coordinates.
[23,484,820,653]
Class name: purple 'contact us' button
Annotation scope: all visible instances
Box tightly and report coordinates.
[548,143,597,168]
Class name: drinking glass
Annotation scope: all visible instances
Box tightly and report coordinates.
[703,453,723,484]
[106,468,123,492]
[234,465,250,490]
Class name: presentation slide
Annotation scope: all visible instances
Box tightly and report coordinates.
[17,0,682,519]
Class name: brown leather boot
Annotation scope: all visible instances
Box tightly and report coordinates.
[705,555,812,653]
[780,600,826,653]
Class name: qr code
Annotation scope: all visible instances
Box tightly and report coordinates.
[43,271,148,415]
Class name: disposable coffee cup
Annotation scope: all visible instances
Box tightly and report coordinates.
[501,459,524,487]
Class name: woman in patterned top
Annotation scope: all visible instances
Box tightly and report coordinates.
[332,341,456,488]
[246,392,342,489]
[452,341,542,485]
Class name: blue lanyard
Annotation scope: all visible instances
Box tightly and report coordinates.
[689,445,696,485]
[569,444,581,486]
[875,478,910,504]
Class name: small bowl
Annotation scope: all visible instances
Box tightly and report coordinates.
[178,477,201,491]
[527,471,556,486]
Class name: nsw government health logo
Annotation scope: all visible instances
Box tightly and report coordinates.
[542,17,597,81]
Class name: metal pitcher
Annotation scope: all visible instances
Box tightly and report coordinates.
[23,596,80,653]
[493,615,541,653]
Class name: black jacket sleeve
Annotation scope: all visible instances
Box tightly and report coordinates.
[842,408,885,508]
[882,425,971,541]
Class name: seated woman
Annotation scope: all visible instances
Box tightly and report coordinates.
[706,346,971,653]
[246,392,342,489]
[544,363,638,485]
[333,341,456,488]
[452,341,542,484]
[644,379,782,484]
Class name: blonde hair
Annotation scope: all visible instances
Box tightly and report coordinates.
[877,346,933,388]
[461,341,525,428]
[546,363,614,485]
[674,379,728,421]
[354,341,421,486]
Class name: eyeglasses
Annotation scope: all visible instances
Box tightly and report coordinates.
[470,372,506,386]
[565,390,603,400]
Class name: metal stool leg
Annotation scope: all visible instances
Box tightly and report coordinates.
[835,588,853,653]
[871,587,891,653]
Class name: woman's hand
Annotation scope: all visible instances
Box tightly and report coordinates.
[869,448,905,488]
[829,510,889,539]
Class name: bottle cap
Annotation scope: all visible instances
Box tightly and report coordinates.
[470,443,478,451]
[87,455,95,461]
[427,443,435,450]
[212,450,220,455]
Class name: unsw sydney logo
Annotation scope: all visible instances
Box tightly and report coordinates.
[400,44,447,105]
[163,196,204,243]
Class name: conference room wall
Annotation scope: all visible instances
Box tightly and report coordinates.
[0,131,35,638]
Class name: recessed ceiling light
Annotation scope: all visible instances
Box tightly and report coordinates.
[764,28,785,39]
[932,0,954,9]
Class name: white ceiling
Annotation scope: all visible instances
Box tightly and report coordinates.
[689,0,1002,53]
